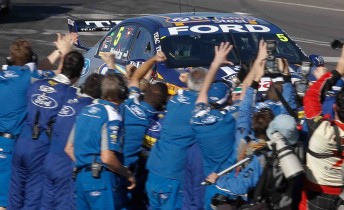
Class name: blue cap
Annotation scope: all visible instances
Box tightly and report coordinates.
[266,114,299,145]
[309,54,325,67]
[208,82,231,107]
[307,54,325,82]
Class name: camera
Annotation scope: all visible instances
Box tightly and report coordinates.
[265,40,279,74]
[295,61,311,97]
[331,39,344,50]
[268,131,304,179]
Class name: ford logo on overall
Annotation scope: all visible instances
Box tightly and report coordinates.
[31,94,58,109]
[58,106,76,117]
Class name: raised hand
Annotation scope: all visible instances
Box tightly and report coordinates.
[154,50,167,62]
[54,33,78,56]
[213,42,234,66]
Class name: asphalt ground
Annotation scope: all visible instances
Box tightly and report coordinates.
[0,0,343,68]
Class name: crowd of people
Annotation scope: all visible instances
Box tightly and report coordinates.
[1,32,344,210]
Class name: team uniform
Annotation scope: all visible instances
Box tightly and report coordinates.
[122,86,158,209]
[142,110,166,156]
[71,99,125,210]
[0,63,54,208]
[8,74,76,210]
[40,90,94,210]
[182,142,205,210]
[146,89,198,210]
[191,102,238,209]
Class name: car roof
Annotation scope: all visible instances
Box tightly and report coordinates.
[122,12,273,28]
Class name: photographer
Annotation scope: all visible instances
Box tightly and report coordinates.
[300,46,344,210]
[255,58,297,117]
[206,114,302,210]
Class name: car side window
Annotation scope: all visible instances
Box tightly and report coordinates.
[129,27,155,61]
[97,25,137,64]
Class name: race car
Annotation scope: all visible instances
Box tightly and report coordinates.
[68,12,309,94]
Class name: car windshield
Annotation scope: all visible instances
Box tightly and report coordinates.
[160,32,306,68]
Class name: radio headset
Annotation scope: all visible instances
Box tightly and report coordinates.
[5,52,38,66]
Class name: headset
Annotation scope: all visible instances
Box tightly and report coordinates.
[112,73,129,101]
[5,52,38,66]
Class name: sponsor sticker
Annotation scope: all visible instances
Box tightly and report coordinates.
[167,24,270,35]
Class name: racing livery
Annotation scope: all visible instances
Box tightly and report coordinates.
[68,12,308,94]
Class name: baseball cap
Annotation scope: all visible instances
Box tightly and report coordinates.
[266,114,299,145]
[308,54,325,82]
[208,81,231,107]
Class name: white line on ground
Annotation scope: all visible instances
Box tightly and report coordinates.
[323,57,340,63]
[291,37,330,47]
[257,0,344,12]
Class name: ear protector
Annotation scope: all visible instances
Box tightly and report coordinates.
[6,52,38,66]
[113,73,129,100]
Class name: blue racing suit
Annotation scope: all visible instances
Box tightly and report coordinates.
[191,103,239,209]
[121,86,158,210]
[182,142,206,210]
[146,90,198,210]
[8,74,76,210]
[40,90,94,210]
[72,99,126,210]
[0,63,54,208]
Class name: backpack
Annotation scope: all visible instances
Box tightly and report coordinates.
[239,149,300,210]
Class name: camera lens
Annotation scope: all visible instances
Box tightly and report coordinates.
[331,39,343,50]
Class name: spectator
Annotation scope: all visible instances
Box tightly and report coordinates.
[146,63,207,209]
[40,73,103,210]
[299,46,344,210]
[65,74,136,210]
[8,46,82,209]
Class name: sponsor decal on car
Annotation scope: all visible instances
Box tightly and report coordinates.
[167,24,270,35]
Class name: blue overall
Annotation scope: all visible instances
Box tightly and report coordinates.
[8,74,76,210]
[182,142,206,210]
[191,103,238,209]
[40,93,93,210]
[121,86,158,210]
[72,99,125,210]
[146,90,198,210]
[0,64,54,208]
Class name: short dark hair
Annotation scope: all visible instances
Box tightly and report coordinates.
[252,108,274,136]
[61,51,84,80]
[9,38,34,66]
[101,74,128,103]
[336,90,344,122]
[266,81,283,102]
[144,82,168,111]
[81,73,104,99]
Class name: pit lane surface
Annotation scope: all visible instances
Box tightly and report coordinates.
[0,0,343,67]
